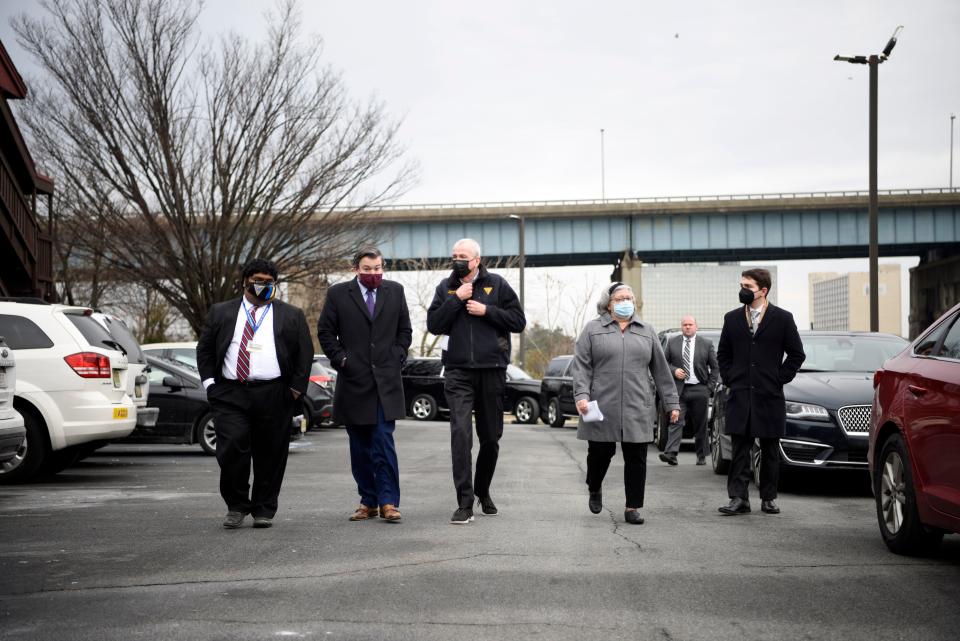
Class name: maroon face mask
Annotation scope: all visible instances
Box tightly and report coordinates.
[358,272,383,290]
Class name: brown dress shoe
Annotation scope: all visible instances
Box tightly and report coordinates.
[349,505,379,521]
[380,504,402,522]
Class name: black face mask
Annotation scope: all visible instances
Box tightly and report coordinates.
[739,287,757,305]
[452,259,472,278]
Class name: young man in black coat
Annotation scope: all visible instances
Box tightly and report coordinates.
[197,258,313,529]
[317,247,412,523]
[427,238,526,524]
[716,268,805,516]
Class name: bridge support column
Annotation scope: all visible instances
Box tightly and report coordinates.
[611,251,644,318]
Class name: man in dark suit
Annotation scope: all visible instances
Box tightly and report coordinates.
[317,247,412,523]
[717,268,805,516]
[197,258,313,529]
[660,315,719,466]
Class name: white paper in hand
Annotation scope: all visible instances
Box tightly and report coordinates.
[582,400,604,422]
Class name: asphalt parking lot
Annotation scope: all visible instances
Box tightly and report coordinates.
[1,420,958,641]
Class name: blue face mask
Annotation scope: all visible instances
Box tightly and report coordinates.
[613,301,635,318]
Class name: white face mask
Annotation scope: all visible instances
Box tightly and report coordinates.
[613,301,635,318]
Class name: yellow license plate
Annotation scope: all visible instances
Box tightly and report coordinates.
[134,385,142,399]
[112,371,121,388]
[113,407,129,419]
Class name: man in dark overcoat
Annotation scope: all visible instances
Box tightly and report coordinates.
[197,257,313,529]
[317,247,412,522]
[717,268,805,516]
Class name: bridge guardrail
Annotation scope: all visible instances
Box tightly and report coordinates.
[368,186,960,212]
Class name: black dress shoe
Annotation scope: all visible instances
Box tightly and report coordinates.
[658,452,678,466]
[696,457,706,466]
[222,511,246,529]
[718,497,751,515]
[252,516,273,528]
[588,491,602,514]
[624,509,644,524]
[761,499,780,514]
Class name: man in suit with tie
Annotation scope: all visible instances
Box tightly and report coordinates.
[317,247,412,523]
[717,268,805,516]
[660,315,719,466]
[197,258,313,529]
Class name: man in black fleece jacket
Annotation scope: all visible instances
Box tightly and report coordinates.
[427,238,526,524]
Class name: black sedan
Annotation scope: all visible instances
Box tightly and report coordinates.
[117,355,303,454]
[401,357,542,423]
[709,331,908,479]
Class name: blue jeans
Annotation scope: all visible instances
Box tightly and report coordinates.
[347,403,400,507]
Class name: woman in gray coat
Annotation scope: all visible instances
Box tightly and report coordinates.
[573,282,680,524]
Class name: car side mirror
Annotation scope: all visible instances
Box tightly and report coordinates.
[162,375,183,390]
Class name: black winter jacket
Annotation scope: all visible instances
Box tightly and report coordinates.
[426,265,526,369]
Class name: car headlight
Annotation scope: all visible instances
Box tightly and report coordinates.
[785,401,831,422]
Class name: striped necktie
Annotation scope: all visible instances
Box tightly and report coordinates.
[236,306,257,382]
[683,338,693,378]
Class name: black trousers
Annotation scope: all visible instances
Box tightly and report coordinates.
[727,431,780,501]
[665,383,710,458]
[443,367,505,509]
[207,379,294,518]
[585,441,648,509]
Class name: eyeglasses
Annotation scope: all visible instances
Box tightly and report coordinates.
[250,279,275,285]
[358,265,383,273]
[611,297,634,303]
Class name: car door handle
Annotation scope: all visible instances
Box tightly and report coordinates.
[907,384,927,396]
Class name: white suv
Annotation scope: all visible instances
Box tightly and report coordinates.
[0,336,26,467]
[0,300,136,481]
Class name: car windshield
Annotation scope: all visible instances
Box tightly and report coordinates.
[169,348,198,370]
[799,335,907,372]
[99,316,146,364]
[506,364,533,380]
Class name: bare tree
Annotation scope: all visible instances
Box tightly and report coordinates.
[13,0,413,333]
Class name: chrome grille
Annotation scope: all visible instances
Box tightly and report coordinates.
[837,405,871,435]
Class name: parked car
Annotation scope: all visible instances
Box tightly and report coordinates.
[140,341,199,369]
[92,312,158,432]
[653,328,722,451]
[539,355,577,427]
[119,355,303,454]
[400,357,542,423]
[710,331,908,480]
[304,356,336,428]
[0,336,26,467]
[0,298,136,481]
[870,302,960,555]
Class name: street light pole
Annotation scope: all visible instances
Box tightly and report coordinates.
[868,54,879,333]
[509,214,526,368]
[951,113,956,190]
[600,128,606,200]
[834,26,901,333]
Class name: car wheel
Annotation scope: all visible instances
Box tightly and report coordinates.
[654,410,668,451]
[196,413,217,456]
[300,403,314,430]
[709,426,729,475]
[41,446,81,475]
[0,408,49,483]
[875,433,943,555]
[547,398,566,428]
[514,396,539,424]
[410,394,438,421]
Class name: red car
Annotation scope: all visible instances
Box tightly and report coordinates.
[870,302,960,555]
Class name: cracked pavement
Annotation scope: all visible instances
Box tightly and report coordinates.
[1,420,958,640]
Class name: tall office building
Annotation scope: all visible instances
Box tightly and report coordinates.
[639,263,777,332]
[809,264,902,335]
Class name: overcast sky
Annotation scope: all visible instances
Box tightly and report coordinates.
[3,1,957,336]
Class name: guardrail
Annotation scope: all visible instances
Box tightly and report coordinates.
[369,187,960,212]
